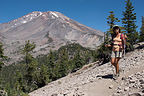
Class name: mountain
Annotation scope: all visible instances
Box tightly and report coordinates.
[0,11,104,64]
[29,44,144,96]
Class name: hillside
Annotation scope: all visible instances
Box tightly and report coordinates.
[29,46,144,96]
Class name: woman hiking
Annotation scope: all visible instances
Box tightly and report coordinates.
[105,25,127,80]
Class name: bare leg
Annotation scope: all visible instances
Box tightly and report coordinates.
[111,58,117,74]
[115,59,119,74]
[114,58,121,74]
[111,58,120,74]
[111,58,116,66]
[116,58,121,74]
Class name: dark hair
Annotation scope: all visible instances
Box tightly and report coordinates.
[112,26,121,33]
[111,26,121,44]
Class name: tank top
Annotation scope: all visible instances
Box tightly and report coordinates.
[112,33,123,52]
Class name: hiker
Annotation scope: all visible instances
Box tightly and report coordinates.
[105,25,127,80]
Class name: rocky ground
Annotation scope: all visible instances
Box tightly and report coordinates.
[29,47,144,96]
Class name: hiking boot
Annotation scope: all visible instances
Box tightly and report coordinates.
[113,74,119,80]
[119,68,124,76]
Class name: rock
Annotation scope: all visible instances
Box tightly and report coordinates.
[118,86,122,90]
[128,75,133,79]
[124,87,129,91]
[117,89,122,93]
[63,90,70,96]
[75,88,79,91]
[141,89,144,93]
[132,84,138,88]
[51,93,58,96]
[89,79,94,82]
[120,82,124,86]
[129,79,136,83]
[128,92,142,96]
[58,94,64,96]
[113,93,120,96]
[140,84,144,89]
[97,77,102,80]
[122,77,126,81]
[0,90,7,96]
[109,85,113,89]
[139,79,144,84]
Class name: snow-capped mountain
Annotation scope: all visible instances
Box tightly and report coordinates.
[0,11,104,64]
[0,11,42,31]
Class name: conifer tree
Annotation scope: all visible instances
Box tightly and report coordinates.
[0,42,7,95]
[47,49,55,68]
[14,71,24,92]
[73,48,85,70]
[106,11,120,37]
[139,16,144,42]
[0,42,7,71]
[46,50,56,81]
[22,40,38,92]
[14,70,29,96]
[36,64,50,87]
[22,40,36,65]
[57,49,69,77]
[122,0,138,50]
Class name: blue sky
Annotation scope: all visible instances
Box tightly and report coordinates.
[0,0,143,32]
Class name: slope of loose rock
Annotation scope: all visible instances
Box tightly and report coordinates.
[29,48,144,96]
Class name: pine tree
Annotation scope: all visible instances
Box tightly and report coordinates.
[47,49,55,69]
[0,42,7,95]
[36,64,50,87]
[52,62,61,80]
[139,16,144,42]
[106,11,120,37]
[22,40,38,92]
[57,49,69,77]
[22,40,36,65]
[14,70,29,95]
[73,48,85,70]
[122,0,138,50]
[14,71,24,92]
[46,50,55,80]
[0,42,7,71]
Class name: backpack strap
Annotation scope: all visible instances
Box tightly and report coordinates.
[120,33,126,43]
[120,33,126,57]
[120,33,124,40]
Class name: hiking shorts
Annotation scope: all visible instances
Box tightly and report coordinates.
[111,51,123,58]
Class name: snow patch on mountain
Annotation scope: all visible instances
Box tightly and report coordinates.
[22,21,27,24]
[50,11,59,18]
[9,11,43,28]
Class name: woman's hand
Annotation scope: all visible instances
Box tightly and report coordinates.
[105,44,111,47]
